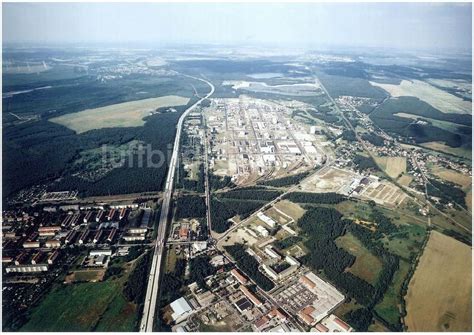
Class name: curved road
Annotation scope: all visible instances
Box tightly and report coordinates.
[140,76,214,332]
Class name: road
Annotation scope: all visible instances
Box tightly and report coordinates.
[317,77,471,233]
[139,76,214,332]
[202,113,214,238]
[216,156,334,244]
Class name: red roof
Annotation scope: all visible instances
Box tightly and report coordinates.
[240,285,263,306]
[179,227,189,238]
[254,316,270,329]
[231,268,248,284]
[315,323,329,332]
[334,317,351,331]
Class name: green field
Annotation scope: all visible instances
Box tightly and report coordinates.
[374,259,411,326]
[336,232,383,285]
[20,253,144,332]
[20,281,136,332]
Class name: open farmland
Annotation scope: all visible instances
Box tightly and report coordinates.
[50,95,189,133]
[431,166,472,188]
[370,79,472,114]
[405,231,472,332]
[375,156,407,178]
[420,142,472,159]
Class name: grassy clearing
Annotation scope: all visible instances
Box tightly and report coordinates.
[420,142,472,160]
[336,232,383,284]
[71,269,106,282]
[374,260,410,326]
[21,281,124,332]
[50,95,189,133]
[94,293,138,332]
[381,224,426,260]
[370,79,471,114]
[20,254,142,332]
[273,200,306,221]
[431,167,472,189]
[405,231,472,331]
[397,174,413,187]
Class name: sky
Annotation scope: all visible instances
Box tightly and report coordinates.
[2,2,472,51]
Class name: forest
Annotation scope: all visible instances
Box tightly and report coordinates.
[3,71,208,203]
[353,154,379,172]
[123,251,152,304]
[283,192,346,204]
[361,133,385,147]
[189,255,216,289]
[427,178,467,208]
[224,244,274,291]
[175,195,206,219]
[369,97,471,148]
[297,207,376,306]
[257,172,309,187]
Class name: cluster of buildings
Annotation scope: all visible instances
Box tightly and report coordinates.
[205,97,324,185]
[2,202,152,275]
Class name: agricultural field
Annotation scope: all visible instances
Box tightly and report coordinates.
[374,156,407,178]
[336,232,383,284]
[397,174,413,187]
[370,79,472,114]
[430,166,472,189]
[420,142,472,159]
[50,95,190,133]
[405,231,472,332]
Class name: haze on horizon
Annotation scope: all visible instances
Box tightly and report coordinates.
[2,2,472,52]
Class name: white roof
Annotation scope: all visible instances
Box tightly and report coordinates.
[171,297,192,320]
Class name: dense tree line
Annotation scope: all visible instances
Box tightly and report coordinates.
[369,208,398,237]
[160,259,186,307]
[221,199,266,217]
[427,178,467,208]
[210,198,236,233]
[209,173,235,190]
[257,172,309,187]
[175,195,206,219]
[361,133,385,147]
[341,130,357,142]
[218,188,282,201]
[274,236,302,250]
[189,255,216,289]
[123,251,152,304]
[345,308,374,331]
[224,244,274,291]
[353,154,379,172]
[283,192,346,204]
[443,229,471,246]
[211,197,266,233]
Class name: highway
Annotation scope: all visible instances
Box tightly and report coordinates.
[139,76,214,332]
